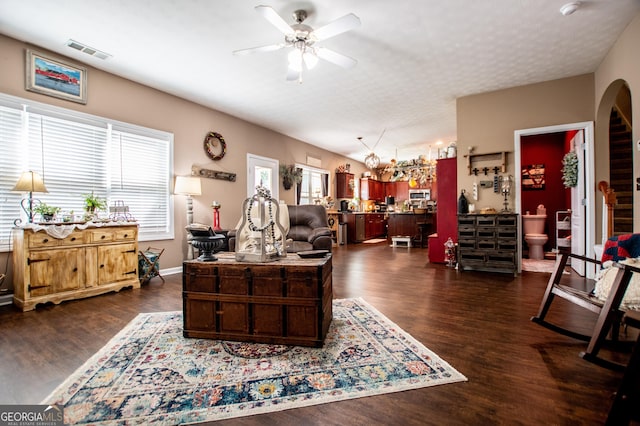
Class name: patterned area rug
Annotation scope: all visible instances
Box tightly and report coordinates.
[43,298,466,425]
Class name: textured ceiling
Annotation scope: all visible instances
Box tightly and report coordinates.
[1,0,638,166]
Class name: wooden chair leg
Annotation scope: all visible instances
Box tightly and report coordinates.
[531,253,570,324]
[581,267,635,371]
[606,311,640,425]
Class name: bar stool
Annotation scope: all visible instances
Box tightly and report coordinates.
[415,222,430,248]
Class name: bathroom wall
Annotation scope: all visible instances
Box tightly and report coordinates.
[520,132,568,250]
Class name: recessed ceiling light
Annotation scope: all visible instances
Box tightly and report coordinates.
[66,39,111,60]
[560,2,581,16]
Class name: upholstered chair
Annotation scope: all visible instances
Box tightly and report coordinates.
[228,204,332,253]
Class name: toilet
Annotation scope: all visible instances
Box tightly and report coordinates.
[523,205,548,260]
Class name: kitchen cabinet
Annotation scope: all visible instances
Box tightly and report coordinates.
[365,213,386,239]
[360,178,384,202]
[12,224,139,311]
[387,181,409,203]
[183,252,332,347]
[343,213,385,243]
[457,214,519,275]
[336,172,354,199]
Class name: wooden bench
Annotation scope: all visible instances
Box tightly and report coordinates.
[391,236,412,248]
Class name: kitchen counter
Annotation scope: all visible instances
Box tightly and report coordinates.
[387,212,435,246]
[387,211,434,215]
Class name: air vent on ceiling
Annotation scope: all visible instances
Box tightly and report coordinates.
[66,39,111,60]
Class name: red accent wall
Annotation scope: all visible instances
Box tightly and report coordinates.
[521,132,571,250]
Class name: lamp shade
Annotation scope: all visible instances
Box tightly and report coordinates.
[12,171,48,193]
[174,176,201,196]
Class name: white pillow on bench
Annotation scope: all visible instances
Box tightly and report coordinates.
[593,258,640,310]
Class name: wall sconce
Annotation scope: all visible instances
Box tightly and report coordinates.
[11,171,49,224]
[174,176,202,259]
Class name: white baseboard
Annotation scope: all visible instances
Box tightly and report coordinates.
[0,293,13,306]
[160,266,182,276]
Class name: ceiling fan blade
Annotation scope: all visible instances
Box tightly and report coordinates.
[316,47,358,68]
[233,44,286,56]
[255,5,294,35]
[312,13,361,41]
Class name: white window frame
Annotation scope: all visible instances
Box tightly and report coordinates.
[296,163,330,205]
[0,93,174,251]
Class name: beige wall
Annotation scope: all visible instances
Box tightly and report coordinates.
[0,34,365,284]
[456,74,595,210]
[594,13,640,232]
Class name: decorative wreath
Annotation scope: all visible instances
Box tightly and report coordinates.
[561,151,578,188]
[204,131,227,161]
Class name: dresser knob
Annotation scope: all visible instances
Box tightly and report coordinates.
[43,238,49,243]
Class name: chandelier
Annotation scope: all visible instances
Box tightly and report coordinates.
[358,130,385,170]
[364,152,380,169]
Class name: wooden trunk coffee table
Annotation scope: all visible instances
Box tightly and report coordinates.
[182,252,332,347]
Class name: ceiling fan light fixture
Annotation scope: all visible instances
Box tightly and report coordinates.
[303,51,319,69]
[287,46,318,72]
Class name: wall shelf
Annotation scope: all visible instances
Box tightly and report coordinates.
[464,151,509,175]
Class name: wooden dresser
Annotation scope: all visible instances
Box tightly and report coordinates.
[12,223,139,311]
[183,252,332,347]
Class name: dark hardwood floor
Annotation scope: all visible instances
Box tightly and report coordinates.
[0,243,630,425]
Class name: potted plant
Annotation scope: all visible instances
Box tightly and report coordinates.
[33,203,61,222]
[83,192,107,215]
[280,165,303,190]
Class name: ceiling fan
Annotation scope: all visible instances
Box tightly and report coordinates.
[233,5,361,82]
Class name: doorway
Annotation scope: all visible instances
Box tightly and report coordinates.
[514,122,596,278]
[246,153,279,200]
[608,83,633,235]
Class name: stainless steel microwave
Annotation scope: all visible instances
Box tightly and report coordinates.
[409,189,431,201]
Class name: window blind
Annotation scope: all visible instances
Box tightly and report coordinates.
[0,93,174,248]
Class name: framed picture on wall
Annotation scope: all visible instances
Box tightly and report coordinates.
[25,49,87,104]
[522,164,546,190]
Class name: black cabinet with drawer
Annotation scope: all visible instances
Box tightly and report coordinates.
[457,214,519,275]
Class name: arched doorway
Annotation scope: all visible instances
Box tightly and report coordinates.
[608,83,633,235]
[595,79,634,242]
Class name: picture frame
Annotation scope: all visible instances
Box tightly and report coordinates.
[25,49,87,104]
[521,164,546,190]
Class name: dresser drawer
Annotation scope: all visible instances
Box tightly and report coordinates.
[87,229,116,243]
[28,232,59,248]
[115,228,137,241]
[58,231,85,246]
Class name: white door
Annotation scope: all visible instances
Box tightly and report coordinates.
[514,122,595,278]
[570,130,586,275]
[247,154,279,200]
